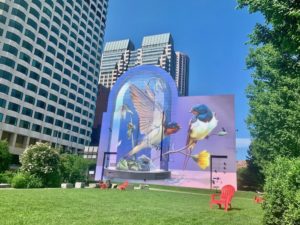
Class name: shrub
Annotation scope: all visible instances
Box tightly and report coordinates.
[20,143,61,187]
[11,173,28,188]
[263,157,300,225]
[27,175,43,188]
[0,140,11,173]
[11,173,43,189]
[60,154,89,183]
[0,171,15,184]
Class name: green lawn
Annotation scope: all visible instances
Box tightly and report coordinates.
[0,186,263,225]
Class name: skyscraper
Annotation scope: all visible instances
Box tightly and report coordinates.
[0,0,108,155]
[99,33,178,89]
[139,33,176,77]
[99,39,134,89]
[92,33,189,145]
[175,52,189,96]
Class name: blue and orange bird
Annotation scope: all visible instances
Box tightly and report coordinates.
[183,104,218,169]
[126,84,180,157]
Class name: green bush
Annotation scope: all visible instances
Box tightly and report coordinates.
[0,140,11,173]
[20,143,61,187]
[237,161,263,191]
[11,173,43,189]
[60,154,89,183]
[263,157,300,225]
[11,173,28,188]
[0,171,15,184]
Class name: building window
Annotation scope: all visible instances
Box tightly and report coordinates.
[5,115,18,126]
[14,0,28,10]
[57,109,65,117]
[32,124,42,132]
[0,56,16,69]
[39,27,48,38]
[66,113,73,120]
[45,56,54,66]
[36,100,46,109]
[11,89,23,100]
[39,88,48,98]
[12,8,26,21]
[0,98,6,108]
[74,116,80,123]
[67,102,74,110]
[37,38,46,48]
[22,40,33,52]
[58,98,66,106]
[72,126,79,132]
[49,93,58,102]
[0,2,9,12]
[41,17,50,28]
[14,76,26,87]
[24,29,35,41]
[29,71,40,81]
[45,116,54,124]
[24,95,35,105]
[0,69,13,82]
[19,52,31,64]
[19,120,30,129]
[22,107,33,117]
[41,77,50,86]
[62,133,70,141]
[32,0,41,9]
[51,83,59,92]
[60,88,68,96]
[27,18,37,29]
[43,127,52,136]
[9,19,23,33]
[2,44,18,56]
[32,60,42,70]
[29,7,39,20]
[55,119,63,127]
[34,112,44,121]
[8,102,20,113]
[47,104,56,113]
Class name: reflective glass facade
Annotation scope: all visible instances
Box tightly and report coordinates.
[0,0,108,154]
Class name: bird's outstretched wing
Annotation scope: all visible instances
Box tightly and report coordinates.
[130,84,163,135]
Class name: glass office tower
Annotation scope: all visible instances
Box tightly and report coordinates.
[175,52,189,96]
[0,0,108,155]
[99,33,179,90]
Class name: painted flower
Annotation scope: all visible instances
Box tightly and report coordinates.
[192,150,210,170]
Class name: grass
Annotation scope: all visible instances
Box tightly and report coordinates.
[0,186,263,225]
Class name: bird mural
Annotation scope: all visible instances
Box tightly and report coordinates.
[183,104,218,168]
[126,84,180,157]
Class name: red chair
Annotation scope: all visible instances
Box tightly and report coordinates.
[99,182,108,189]
[210,185,235,211]
[117,181,129,190]
[254,195,264,203]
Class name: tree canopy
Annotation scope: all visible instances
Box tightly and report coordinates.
[0,140,11,173]
[238,0,300,169]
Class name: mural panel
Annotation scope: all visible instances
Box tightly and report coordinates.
[95,65,236,189]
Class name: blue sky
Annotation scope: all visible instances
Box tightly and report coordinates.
[103,0,263,160]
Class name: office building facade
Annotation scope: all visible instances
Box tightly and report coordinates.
[0,0,108,155]
[99,33,178,89]
[175,52,189,96]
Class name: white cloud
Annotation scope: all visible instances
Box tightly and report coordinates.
[236,138,251,149]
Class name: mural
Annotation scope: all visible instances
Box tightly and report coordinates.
[95,65,236,189]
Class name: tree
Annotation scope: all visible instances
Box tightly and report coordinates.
[238,0,300,172]
[20,142,61,187]
[0,140,11,173]
[263,157,300,225]
[60,154,90,184]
